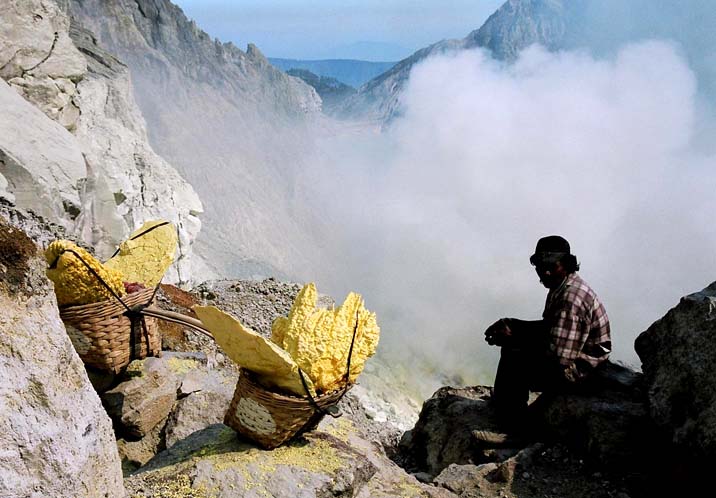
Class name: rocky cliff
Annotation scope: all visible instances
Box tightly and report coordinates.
[0,0,202,284]
[63,0,329,280]
[0,217,124,498]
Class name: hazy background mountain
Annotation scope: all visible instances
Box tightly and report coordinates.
[270,58,396,88]
[341,0,716,127]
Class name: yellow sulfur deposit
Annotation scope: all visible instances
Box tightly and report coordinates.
[45,240,125,306]
[104,220,177,287]
[272,283,380,393]
[193,305,316,396]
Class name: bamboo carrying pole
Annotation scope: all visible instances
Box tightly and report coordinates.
[140,307,214,340]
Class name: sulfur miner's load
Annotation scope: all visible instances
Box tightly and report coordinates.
[104,220,177,287]
[45,220,178,307]
[272,283,380,393]
[45,240,125,306]
[195,283,380,396]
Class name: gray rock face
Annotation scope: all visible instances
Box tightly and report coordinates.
[0,0,86,131]
[538,362,652,467]
[463,0,570,59]
[0,0,203,285]
[398,385,498,477]
[0,219,124,498]
[635,281,716,459]
[0,78,86,225]
[164,384,234,449]
[126,425,378,497]
[65,0,330,280]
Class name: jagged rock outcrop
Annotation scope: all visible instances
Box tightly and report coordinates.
[463,0,570,59]
[287,68,356,113]
[0,0,86,130]
[0,218,124,498]
[0,78,86,224]
[0,0,202,284]
[635,281,716,460]
[64,0,330,280]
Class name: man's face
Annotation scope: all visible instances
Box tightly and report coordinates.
[534,260,566,289]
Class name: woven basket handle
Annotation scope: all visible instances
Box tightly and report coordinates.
[140,307,214,340]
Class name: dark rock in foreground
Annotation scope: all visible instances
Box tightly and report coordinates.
[636,281,716,463]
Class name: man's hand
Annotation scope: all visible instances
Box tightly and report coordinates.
[484,318,513,346]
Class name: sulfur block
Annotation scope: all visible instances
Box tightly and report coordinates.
[45,240,125,306]
[194,305,315,397]
[104,220,177,287]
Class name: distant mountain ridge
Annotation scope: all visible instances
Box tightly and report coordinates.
[337,0,568,123]
[339,0,716,124]
[270,58,396,88]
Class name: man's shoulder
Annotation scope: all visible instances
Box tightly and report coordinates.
[561,273,599,306]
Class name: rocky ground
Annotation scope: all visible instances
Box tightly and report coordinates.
[121,278,657,498]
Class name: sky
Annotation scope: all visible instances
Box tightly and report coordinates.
[172,0,504,61]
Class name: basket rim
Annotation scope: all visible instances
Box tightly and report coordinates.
[59,287,155,312]
[239,368,352,403]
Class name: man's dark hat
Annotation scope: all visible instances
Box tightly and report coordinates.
[530,235,572,265]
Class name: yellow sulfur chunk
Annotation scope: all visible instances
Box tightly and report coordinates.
[45,240,125,306]
[272,283,380,393]
[271,316,289,348]
[194,305,315,397]
[104,220,177,287]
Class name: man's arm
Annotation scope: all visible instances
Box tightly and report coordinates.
[484,318,546,346]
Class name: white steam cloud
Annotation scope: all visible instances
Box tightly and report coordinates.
[309,41,716,396]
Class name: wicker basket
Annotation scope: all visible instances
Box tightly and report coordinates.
[225,368,350,449]
[59,288,161,373]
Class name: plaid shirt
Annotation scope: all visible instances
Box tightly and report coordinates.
[543,273,611,380]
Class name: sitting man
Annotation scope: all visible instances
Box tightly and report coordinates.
[480,235,611,441]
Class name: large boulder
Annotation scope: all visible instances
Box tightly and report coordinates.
[0,218,124,497]
[398,385,500,477]
[635,281,716,459]
[103,352,228,438]
[103,351,239,473]
[125,425,379,497]
[400,363,650,478]
[126,418,451,497]
[538,362,653,468]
